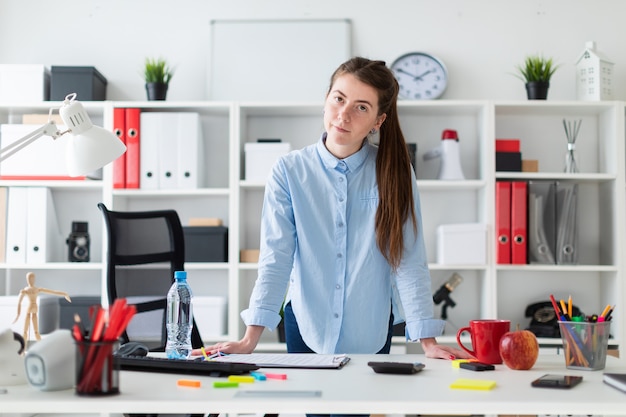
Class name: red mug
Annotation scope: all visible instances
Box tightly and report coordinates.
[456,319,510,364]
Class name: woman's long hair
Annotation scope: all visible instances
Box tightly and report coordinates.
[328,57,417,270]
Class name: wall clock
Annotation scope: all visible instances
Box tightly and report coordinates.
[390,52,448,100]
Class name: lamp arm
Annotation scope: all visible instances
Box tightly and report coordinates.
[0,122,64,162]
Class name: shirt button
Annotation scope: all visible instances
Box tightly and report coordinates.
[335,284,341,289]
[338,222,344,227]
[334,313,339,318]
[338,177,344,182]
[337,253,342,258]
[339,197,344,202]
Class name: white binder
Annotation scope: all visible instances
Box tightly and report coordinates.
[5,187,27,264]
[176,113,203,189]
[26,187,61,264]
[139,112,202,190]
[139,113,160,190]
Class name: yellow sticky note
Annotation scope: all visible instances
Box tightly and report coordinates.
[451,359,471,368]
[449,378,496,390]
[228,375,255,383]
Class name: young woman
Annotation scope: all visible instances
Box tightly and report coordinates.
[199,57,469,360]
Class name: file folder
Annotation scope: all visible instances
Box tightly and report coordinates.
[5,187,27,263]
[125,108,141,189]
[176,113,203,189]
[0,187,9,263]
[556,182,578,265]
[527,181,556,264]
[112,108,126,189]
[26,187,61,263]
[510,181,527,264]
[139,112,161,190]
[157,114,178,189]
[495,181,511,264]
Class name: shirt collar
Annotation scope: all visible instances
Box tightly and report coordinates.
[317,132,370,173]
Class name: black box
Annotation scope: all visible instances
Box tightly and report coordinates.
[183,226,228,262]
[496,151,522,172]
[50,66,107,101]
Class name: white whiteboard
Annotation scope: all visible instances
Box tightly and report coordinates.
[209,19,352,101]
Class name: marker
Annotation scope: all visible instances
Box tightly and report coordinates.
[568,295,573,318]
[177,379,201,388]
[213,381,239,388]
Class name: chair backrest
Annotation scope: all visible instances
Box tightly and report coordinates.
[97,203,203,351]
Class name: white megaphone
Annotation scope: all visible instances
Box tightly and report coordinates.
[423,129,465,180]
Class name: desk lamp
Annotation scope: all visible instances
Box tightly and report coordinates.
[0,93,126,176]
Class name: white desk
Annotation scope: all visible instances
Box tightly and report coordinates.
[2,354,626,416]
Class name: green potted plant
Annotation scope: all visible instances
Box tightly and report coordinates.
[515,55,559,100]
[144,57,174,100]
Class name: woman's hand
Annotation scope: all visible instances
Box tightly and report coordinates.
[191,325,264,357]
[420,337,475,360]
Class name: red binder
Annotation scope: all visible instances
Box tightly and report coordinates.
[112,108,126,189]
[125,108,140,189]
[510,181,528,264]
[495,181,511,264]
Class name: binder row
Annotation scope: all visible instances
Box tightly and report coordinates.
[496,180,579,265]
[113,109,203,190]
[0,186,63,264]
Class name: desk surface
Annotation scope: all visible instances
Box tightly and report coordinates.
[3,354,626,415]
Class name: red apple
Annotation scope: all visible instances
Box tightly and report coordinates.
[499,326,539,370]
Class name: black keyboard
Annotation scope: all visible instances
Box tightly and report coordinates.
[115,355,259,377]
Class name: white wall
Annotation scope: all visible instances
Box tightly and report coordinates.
[1,0,625,101]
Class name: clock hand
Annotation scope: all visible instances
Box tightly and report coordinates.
[414,69,435,81]
[396,68,420,79]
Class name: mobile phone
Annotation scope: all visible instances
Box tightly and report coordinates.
[459,362,495,371]
[531,374,583,389]
[367,361,425,374]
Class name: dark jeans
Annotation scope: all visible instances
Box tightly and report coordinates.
[283,302,394,417]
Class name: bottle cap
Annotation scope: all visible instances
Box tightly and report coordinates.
[441,129,458,141]
[174,271,187,280]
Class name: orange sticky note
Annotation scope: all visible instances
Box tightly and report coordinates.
[177,379,201,388]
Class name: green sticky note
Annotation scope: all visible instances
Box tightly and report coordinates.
[213,381,239,388]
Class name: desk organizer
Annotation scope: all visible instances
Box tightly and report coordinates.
[558,320,610,370]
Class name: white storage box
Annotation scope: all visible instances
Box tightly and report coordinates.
[0,65,50,101]
[193,296,227,338]
[244,142,291,181]
[437,223,487,265]
[0,296,23,334]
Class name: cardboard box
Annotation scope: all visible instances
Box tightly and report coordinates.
[244,142,291,181]
[437,223,487,265]
[183,226,228,262]
[0,64,50,101]
[240,249,260,263]
[194,296,227,338]
[50,66,107,101]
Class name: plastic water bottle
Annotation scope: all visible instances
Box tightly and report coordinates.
[166,270,193,359]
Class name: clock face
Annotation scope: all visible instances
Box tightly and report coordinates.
[391,52,448,100]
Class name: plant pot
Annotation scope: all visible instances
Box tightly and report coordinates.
[145,82,168,100]
[525,81,549,100]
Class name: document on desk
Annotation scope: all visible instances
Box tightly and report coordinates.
[214,353,350,369]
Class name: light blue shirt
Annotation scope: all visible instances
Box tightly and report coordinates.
[241,134,444,354]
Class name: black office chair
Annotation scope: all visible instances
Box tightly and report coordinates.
[97,203,203,352]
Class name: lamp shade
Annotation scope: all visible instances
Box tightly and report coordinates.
[59,95,126,177]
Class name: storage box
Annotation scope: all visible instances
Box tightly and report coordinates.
[183,226,228,262]
[244,142,291,181]
[437,223,487,265]
[37,296,102,335]
[0,64,50,101]
[50,66,107,101]
[193,296,227,338]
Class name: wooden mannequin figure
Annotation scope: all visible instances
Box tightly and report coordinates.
[12,272,71,345]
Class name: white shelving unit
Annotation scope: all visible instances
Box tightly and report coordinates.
[0,100,623,363]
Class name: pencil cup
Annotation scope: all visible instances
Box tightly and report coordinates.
[75,340,120,396]
[558,321,610,371]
